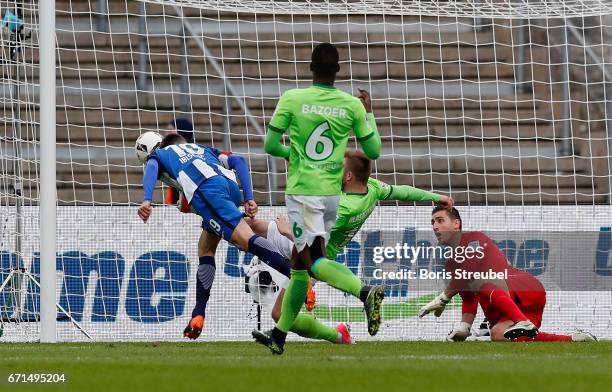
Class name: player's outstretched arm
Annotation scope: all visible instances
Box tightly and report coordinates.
[379,182,454,209]
[355,89,381,160]
[139,158,159,223]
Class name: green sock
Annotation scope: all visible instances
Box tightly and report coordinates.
[290,313,339,343]
[311,258,362,298]
[276,269,310,333]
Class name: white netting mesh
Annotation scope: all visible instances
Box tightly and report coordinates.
[0,0,39,341]
[140,0,612,18]
[0,0,611,341]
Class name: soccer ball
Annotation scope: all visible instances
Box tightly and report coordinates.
[135,131,162,164]
[244,258,279,305]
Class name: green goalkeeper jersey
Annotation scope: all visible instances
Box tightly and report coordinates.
[267,84,377,196]
[326,178,442,260]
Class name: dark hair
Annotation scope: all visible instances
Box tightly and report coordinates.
[432,205,462,230]
[344,150,371,184]
[159,132,187,148]
[311,43,340,77]
[168,117,195,143]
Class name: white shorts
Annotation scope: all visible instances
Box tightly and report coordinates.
[285,195,340,253]
[266,220,294,260]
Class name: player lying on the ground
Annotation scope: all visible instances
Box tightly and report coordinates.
[254,42,383,354]
[135,131,293,339]
[419,205,596,342]
[248,150,454,341]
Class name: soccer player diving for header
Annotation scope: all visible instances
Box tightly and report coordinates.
[247,150,454,344]
[135,131,294,340]
[253,42,383,354]
[419,205,596,342]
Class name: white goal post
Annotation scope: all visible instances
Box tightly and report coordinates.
[39,0,57,343]
[0,0,611,342]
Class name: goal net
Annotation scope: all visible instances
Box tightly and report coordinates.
[1,0,612,341]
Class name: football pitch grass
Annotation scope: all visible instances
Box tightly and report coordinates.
[0,341,610,391]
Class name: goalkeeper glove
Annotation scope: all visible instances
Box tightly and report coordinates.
[446,321,472,342]
[418,292,450,318]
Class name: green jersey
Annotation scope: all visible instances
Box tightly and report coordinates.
[326,178,442,260]
[267,84,375,196]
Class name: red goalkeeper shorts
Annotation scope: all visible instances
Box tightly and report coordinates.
[483,289,546,328]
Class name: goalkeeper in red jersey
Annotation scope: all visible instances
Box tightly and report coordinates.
[419,205,596,342]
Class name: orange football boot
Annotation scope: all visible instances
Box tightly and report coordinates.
[183,315,204,340]
[305,279,316,311]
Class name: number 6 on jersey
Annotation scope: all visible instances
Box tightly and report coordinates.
[305,122,334,161]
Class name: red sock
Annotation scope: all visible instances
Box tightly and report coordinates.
[480,282,527,322]
[513,332,572,342]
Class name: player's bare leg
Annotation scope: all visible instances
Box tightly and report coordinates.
[241,216,287,239]
[270,289,284,322]
[184,230,221,340]
[230,219,260,250]
[245,218,270,237]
